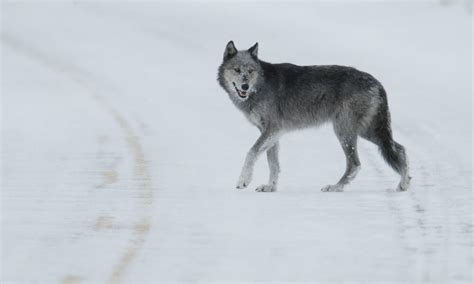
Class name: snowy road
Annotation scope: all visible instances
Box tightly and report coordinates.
[2,2,472,283]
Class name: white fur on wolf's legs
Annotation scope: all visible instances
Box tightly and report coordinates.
[258,143,280,193]
[236,151,256,189]
[236,170,252,189]
[321,165,360,192]
[321,184,344,192]
[256,184,276,192]
[236,132,278,190]
[396,173,412,191]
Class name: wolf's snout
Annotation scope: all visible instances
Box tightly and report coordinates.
[241,84,249,91]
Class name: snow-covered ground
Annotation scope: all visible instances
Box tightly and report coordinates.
[1,1,472,283]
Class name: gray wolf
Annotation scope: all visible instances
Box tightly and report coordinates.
[217,41,411,192]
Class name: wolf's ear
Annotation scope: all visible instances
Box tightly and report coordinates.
[224,41,237,61]
[248,42,258,58]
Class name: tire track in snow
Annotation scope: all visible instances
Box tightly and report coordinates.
[1,33,154,284]
[393,124,471,281]
[358,140,431,281]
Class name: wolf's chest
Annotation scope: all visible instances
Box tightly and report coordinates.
[245,110,265,129]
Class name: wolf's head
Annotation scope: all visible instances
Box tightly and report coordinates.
[218,41,262,101]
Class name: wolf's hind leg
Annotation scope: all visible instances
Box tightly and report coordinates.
[379,139,411,191]
[361,122,411,191]
[256,143,280,192]
[360,88,411,191]
[321,122,361,192]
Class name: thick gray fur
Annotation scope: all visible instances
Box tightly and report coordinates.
[217,41,411,192]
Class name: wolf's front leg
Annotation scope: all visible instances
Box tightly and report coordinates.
[256,143,280,192]
[236,130,279,190]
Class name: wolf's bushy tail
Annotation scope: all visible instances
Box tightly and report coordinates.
[367,88,409,175]
[379,139,407,174]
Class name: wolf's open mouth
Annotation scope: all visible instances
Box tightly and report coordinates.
[232,82,248,99]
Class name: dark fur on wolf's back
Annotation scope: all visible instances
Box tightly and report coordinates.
[218,41,410,192]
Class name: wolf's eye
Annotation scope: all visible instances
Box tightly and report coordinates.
[249,69,254,74]
[234,68,241,73]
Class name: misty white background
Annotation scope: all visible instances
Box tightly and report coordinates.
[1,1,472,283]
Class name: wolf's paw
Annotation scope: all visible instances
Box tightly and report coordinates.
[396,178,411,192]
[255,184,276,192]
[236,172,252,189]
[321,184,343,192]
